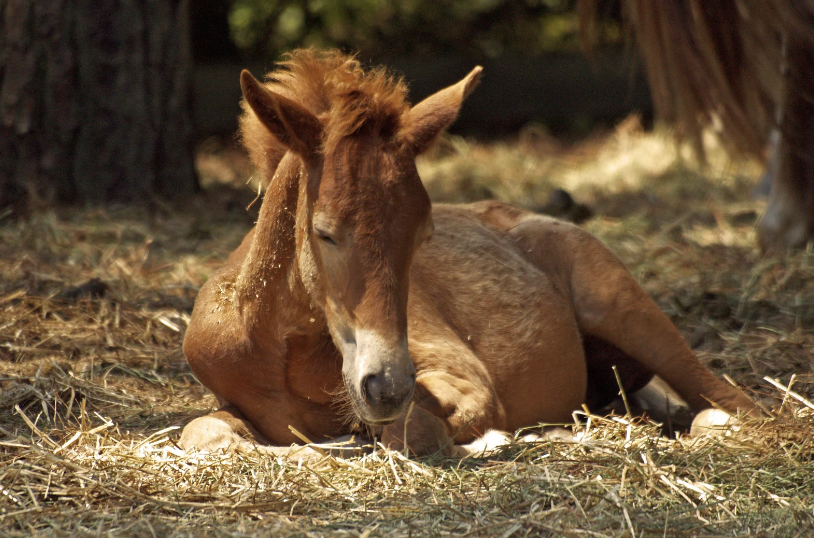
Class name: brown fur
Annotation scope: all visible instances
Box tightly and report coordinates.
[180,50,756,457]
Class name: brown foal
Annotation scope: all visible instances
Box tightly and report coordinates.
[180,50,756,457]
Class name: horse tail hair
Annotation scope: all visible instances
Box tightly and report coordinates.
[578,0,814,160]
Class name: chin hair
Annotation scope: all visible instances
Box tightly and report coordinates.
[328,383,382,440]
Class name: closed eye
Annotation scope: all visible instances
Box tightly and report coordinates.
[314,228,338,246]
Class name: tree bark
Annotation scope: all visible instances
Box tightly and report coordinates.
[0,0,196,211]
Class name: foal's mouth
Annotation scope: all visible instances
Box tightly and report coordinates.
[337,373,413,427]
[329,380,400,429]
[362,417,397,427]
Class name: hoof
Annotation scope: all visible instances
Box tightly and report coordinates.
[539,427,575,442]
[689,408,739,437]
[179,415,247,452]
[518,427,574,443]
[632,377,693,431]
[455,429,512,457]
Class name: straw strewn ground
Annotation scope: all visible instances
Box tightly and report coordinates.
[2,123,813,537]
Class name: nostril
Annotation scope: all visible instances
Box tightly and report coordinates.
[362,374,383,404]
[361,369,415,412]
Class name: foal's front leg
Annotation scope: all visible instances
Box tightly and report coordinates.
[179,406,368,459]
[180,405,269,451]
[381,397,571,458]
[381,370,507,456]
[179,406,321,459]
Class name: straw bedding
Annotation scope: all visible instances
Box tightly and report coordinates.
[1,126,812,537]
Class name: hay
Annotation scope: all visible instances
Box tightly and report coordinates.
[1,129,813,536]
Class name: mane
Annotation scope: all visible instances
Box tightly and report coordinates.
[240,49,411,186]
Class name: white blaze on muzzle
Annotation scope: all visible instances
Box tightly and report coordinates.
[348,329,416,423]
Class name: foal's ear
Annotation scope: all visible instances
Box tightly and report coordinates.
[404,66,482,155]
[240,70,322,157]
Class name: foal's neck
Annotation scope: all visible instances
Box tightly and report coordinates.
[235,153,315,346]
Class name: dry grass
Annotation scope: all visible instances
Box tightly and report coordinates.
[2,122,813,537]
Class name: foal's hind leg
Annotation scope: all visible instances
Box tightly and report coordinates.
[582,335,693,431]
[581,334,654,410]
[510,219,756,416]
[568,236,756,415]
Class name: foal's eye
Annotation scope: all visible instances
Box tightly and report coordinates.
[314,228,338,246]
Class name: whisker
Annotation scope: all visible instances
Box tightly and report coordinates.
[327,383,378,440]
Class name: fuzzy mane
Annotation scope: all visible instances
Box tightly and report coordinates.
[240,49,411,185]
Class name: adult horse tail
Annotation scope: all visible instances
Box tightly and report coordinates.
[577,0,814,253]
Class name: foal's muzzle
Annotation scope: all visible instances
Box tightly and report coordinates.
[346,331,416,425]
[359,369,416,424]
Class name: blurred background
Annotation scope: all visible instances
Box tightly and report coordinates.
[192,0,649,139]
[1,0,660,208]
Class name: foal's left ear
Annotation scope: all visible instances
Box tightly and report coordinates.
[404,66,482,155]
[240,70,322,158]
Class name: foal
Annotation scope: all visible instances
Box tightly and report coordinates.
[180,50,755,456]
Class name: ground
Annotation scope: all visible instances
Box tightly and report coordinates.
[1,120,813,537]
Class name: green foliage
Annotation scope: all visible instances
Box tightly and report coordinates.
[227,0,618,59]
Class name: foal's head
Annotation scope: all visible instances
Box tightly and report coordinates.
[240,51,481,425]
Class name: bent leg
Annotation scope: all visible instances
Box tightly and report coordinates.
[179,405,269,451]
[508,218,755,416]
[381,369,506,456]
[568,237,756,415]
[582,336,693,431]
[582,334,654,410]
[180,405,369,459]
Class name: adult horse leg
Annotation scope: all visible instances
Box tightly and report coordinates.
[758,42,814,253]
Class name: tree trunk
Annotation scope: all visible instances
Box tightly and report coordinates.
[0,0,196,211]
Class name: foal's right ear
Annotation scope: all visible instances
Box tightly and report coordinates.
[240,70,322,157]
